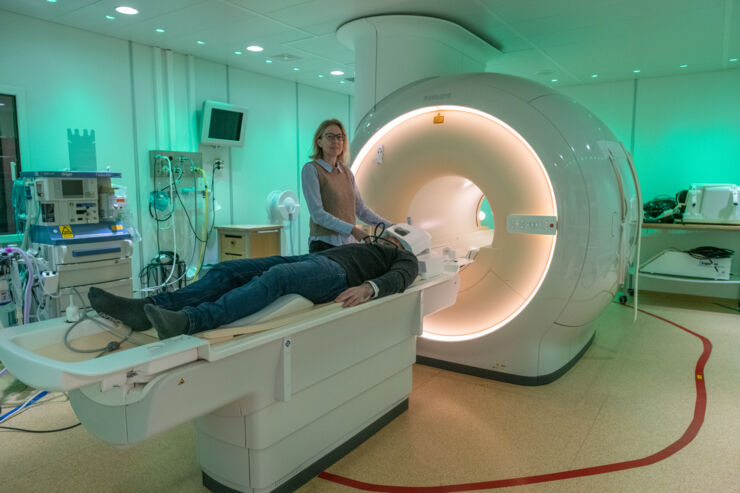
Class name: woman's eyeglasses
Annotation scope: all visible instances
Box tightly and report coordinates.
[323,133,344,141]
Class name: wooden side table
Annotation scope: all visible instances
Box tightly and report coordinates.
[216,225,283,262]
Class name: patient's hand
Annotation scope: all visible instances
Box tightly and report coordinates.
[335,283,374,307]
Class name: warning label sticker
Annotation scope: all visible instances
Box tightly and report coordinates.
[60,225,74,238]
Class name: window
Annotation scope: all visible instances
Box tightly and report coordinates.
[0,94,22,235]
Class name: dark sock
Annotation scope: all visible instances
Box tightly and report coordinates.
[88,287,153,331]
[144,304,189,340]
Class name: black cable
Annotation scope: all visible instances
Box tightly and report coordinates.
[63,312,134,358]
[0,422,82,433]
[643,195,677,219]
[685,246,734,260]
[365,222,401,248]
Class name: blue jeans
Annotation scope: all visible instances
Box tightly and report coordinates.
[150,254,348,334]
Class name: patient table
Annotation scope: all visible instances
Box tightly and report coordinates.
[0,273,458,493]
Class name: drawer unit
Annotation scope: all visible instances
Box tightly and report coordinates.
[216,225,282,262]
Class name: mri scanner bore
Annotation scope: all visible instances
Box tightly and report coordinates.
[351,73,640,384]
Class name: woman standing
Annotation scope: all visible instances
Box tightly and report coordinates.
[301,119,392,253]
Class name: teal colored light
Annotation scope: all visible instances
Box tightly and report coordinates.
[730,58,738,62]
[551,78,558,82]
[265,59,273,64]
[591,74,598,78]
[196,40,205,45]
[318,74,325,78]
[46,0,57,3]
[679,64,688,68]
[633,69,641,73]
[234,51,242,55]
[155,28,165,33]
[478,197,495,230]
[293,67,300,71]
[105,15,116,20]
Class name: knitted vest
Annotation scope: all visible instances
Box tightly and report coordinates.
[309,161,356,236]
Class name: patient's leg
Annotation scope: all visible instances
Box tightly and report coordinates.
[150,255,292,311]
[173,255,348,335]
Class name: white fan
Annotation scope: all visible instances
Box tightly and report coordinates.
[267,190,300,223]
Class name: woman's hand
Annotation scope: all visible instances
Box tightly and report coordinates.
[334,283,374,307]
[351,226,370,242]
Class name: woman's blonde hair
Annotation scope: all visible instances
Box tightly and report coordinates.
[310,119,349,166]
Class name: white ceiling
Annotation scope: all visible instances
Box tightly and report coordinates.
[2,0,738,94]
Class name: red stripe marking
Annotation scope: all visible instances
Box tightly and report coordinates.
[319,305,712,492]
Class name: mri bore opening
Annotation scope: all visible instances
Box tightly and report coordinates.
[353,106,558,341]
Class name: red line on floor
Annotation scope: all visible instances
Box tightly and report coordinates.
[319,305,712,492]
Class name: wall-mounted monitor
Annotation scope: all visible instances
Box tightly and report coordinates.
[200,100,248,147]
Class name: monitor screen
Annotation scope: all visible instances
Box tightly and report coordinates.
[62,179,84,197]
[200,101,248,147]
[208,109,244,141]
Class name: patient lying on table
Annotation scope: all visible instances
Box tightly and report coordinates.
[89,235,418,340]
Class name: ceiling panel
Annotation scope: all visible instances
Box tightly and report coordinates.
[0,0,97,21]
[0,0,737,94]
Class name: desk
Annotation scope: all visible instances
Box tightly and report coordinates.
[216,225,282,262]
[634,222,740,300]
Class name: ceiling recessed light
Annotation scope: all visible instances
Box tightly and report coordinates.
[105,15,116,20]
[339,80,346,84]
[46,0,57,3]
[155,28,165,33]
[591,74,598,78]
[234,51,242,55]
[550,78,558,82]
[293,67,300,71]
[115,6,138,15]
[729,57,738,62]
[265,59,273,64]
[318,74,325,78]
[679,64,688,68]
[196,40,205,45]
[330,70,344,76]
[247,45,263,52]
[633,69,641,73]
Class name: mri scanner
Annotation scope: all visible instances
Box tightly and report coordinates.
[0,73,639,492]
[351,72,640,384]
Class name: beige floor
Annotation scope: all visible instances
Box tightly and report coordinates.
[1,292,738,493]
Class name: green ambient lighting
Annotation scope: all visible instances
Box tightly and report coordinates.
[679,64,688,68]
[155,28,165,33]
[105,15,116,20]
[265,59,273,64]
[47,0,57,3]
[197,40,205,45]
[730,58,738,62]
[234,51,242,55]
[293,67,300,71]
[591,74,598,78]
[318,74,325,78]
[551,78,558,82]
[633,69,641,73]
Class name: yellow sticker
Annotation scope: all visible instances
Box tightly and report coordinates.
[696,375,703,379]
[112,223,123,231]
[60,224,74,238]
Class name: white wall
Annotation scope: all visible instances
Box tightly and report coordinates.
[561,69,740,201]
[0,10,353,287]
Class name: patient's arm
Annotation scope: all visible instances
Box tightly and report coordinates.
[334,283,374,307]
